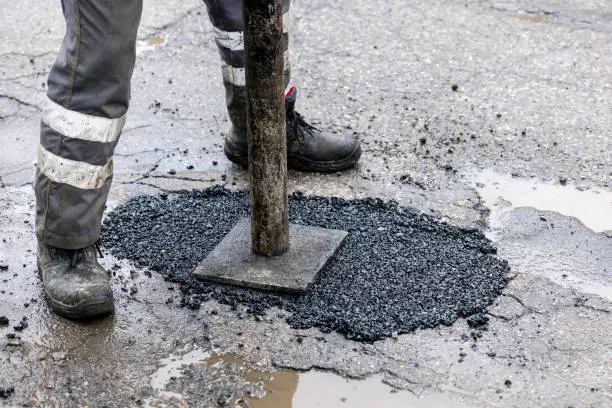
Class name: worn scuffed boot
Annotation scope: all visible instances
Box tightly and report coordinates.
[37,242,114,320]
[224,87,361,172]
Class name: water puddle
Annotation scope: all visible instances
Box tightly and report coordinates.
[292,371,466,408]
[206,354,297,408]
[147,347,211,404]
[469,169,612,300]
[147,351,467,408]
[470,169,612,233]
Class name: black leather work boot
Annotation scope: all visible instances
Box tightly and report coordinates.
[224,87,361,172]
[37,242,114,320]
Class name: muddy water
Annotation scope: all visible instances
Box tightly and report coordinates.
[148,351,468,408]
[206,354,298,408]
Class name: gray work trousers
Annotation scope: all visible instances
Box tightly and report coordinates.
[36,0,292,249]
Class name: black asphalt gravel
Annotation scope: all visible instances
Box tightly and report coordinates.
[102,186,509,342]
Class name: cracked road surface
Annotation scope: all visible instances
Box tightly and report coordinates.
[1,0,611,407]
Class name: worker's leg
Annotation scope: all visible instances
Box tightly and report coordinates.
[35,0,143,319]
[204,0,291,133]
[37,0,142,249]
[203,0,361,172]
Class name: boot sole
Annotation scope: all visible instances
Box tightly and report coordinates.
[288,143,362,173]
[224,143,362,173]
[37,258,115,320]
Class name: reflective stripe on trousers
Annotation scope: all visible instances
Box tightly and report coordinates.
[37,0,293,249]
[36,0,142,249]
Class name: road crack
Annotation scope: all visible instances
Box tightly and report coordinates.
[0,94,41,111]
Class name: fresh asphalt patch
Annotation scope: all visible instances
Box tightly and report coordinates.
[102,186,509,342]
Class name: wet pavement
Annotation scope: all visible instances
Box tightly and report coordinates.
[1,0,611,407]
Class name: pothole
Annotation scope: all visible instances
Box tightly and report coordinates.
[102,186,509,342]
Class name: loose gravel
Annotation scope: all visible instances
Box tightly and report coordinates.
[102,186,509,342]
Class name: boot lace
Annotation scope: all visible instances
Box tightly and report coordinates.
[287,108,319,144]
[51,241,104,269]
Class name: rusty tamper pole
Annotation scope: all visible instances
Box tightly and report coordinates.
[244,0,289,256]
